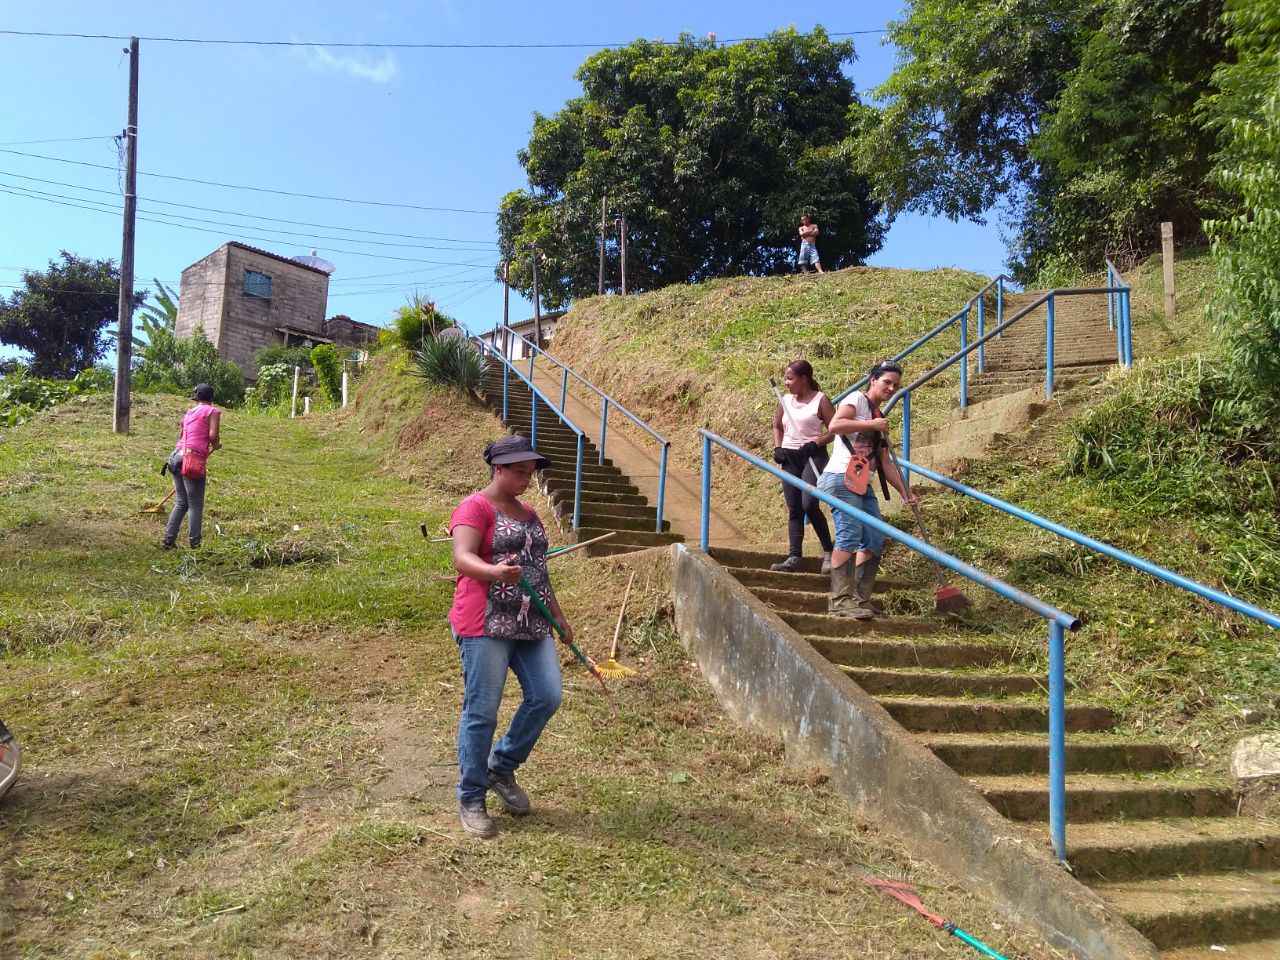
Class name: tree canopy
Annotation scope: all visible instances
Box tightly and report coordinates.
[498,29,887,308]
[0,251,146,378]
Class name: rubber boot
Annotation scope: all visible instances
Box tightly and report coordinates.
[854,554,882,617]
[829,559,871,619]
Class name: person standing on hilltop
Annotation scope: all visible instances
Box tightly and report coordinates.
[447,434,573,839]
[797,214,824,274]
[162,383,221,550]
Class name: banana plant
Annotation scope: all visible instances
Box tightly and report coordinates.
[110,278,178,350]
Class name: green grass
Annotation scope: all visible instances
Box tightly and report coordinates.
[0,357,1058,959]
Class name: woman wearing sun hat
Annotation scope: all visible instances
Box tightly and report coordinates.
[447,433,573,838]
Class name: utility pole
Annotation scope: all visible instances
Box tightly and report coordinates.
[598,195,607,295]
[617,215,628,295]
[112,36,139,435]
[501,259,511,359]
[531,246,543,348]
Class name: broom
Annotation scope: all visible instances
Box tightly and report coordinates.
[863,876,1010,960]
[882,442,970,615]
[597,571,638,679]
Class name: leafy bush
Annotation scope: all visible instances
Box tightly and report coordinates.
[0,364,113,427]
[134,327,245,406]
[244,362,294,410]
[394,294,456,350]
[410,336,484,396]
[1067,355,1280,596]
[253,344,314,375]
[310,344,343,403]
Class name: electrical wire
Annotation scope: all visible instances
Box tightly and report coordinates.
[0,134,118,146]
[0,169,495,245]
[0,28,888,49]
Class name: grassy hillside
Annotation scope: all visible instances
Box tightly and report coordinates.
[0,352,1058,959]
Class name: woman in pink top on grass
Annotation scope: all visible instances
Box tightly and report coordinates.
[448,434,574,839]
[163,383,221,549]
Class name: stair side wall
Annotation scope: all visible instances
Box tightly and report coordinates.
[671,544,1158,960]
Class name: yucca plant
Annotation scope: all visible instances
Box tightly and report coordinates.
[411,335,484,399]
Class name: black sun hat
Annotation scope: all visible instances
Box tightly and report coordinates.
[483,434,551,470]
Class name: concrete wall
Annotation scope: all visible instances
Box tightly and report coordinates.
[671,544,1158,960]
[176,246,228,345]
[323,314,380,347]
[218,245,330,374]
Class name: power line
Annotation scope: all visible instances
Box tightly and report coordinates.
[0,186,498,267]
[0,134,117,146]
[0,147,498,214]
[0,178,492,252]
[0,169,496,245]
[0,28,888,49]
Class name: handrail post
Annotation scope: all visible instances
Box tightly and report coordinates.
[598,398,609,465]
[573,434,584,531]
[1123,288,1133,368]
[901,392,911,485]
[959,306,969,410]
[502,360,510,422]
[996,277,1004,338]
[531,392,538,446]
[560,367,569,411]
[528,349,535,382]
[1048,620,1067,864]
[1045,294,1056,399]
[977,295,986,374]
[1106,266,1115,332]
[656,442,670,533]
[700,433,712,551]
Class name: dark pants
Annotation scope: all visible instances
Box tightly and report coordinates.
[164,470,207,548]
[780,448,834,557]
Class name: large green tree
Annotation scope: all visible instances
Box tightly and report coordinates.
[498,29,887,308]
[861,0,1228,281]
[0,252,146,377]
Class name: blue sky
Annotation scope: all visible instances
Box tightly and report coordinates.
[0,1,1006,362]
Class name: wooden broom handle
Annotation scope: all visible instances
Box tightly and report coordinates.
[610,571,637,661]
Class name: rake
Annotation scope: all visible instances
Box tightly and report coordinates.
[596,570,638,679]
[141,488,175,514]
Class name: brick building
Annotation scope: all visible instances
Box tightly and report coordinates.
[175,242,380,376]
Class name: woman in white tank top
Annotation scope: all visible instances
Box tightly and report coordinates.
[770,359,836,573]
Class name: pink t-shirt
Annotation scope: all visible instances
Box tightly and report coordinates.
[180,403,217,457]
[447,492,545,637]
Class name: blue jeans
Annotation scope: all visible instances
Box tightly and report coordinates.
[818,472,885,555]
[164,470,206,548]
[798,241,820,268]
[455,633,563,805]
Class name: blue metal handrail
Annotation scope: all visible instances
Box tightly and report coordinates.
[501,326,670,533]
[699,428,1081,863]
[898,457,1280,631]
[1105,259,1134,368]
[472,336,587,532]
[834,274,1012,407]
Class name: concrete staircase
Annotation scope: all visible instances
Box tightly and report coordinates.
[481,364,684,557]
[711,547,1280,958]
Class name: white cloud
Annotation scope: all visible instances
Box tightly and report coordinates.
[297,46,399,84]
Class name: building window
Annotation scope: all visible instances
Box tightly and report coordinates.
[244,270,272,299]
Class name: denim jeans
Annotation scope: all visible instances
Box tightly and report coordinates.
[164,470,207,548]
[817,472,885,555]
[455,633,563,805]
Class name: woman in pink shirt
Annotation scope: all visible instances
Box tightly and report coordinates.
[163,383,221,549]
[448,434,573,838]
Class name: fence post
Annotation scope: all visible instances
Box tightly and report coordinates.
[303,395,311,416]
[656,443,670,533]
[700,434,712,551]
[1161,221,1175,324]
[573,434,584,531]
[1045,294,1056,399]
[1048,620,1067,863]
[341,366,349,409]
[959,306,969,410]
[598,398,609,465]
[976,295,986,374]
[290,365,300,419]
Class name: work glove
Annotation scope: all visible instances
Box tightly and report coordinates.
[799,441,822,460]
[772,446,789,465]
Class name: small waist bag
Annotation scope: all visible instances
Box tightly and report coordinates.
[180,448,208,479]
[841,401,891,499]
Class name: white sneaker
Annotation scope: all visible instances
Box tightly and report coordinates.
[820,552,833,574]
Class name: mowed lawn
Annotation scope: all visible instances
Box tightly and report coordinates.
[0,389,1058,959]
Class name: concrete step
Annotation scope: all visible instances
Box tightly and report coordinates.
[575,526,683,547]
[542,476,640,497]
[549,489,649,508]
[808,636,1018,669]
[1065,819,1280,882]
[781,611,941,638]
[574,510,670,533]
[543,465,629,481]
[729,566,915,594]
[711,547,827,572]
[1098,871,1280,951]
[973,774,1238,823]
[1163,936,1280,959]
[878,697,1115,734]
[921,733,1177,776]
[843,666,1044,698]
[587,542,654,558]
[749,584,920,615]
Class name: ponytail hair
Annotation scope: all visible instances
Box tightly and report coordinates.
[785,359,820,392]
